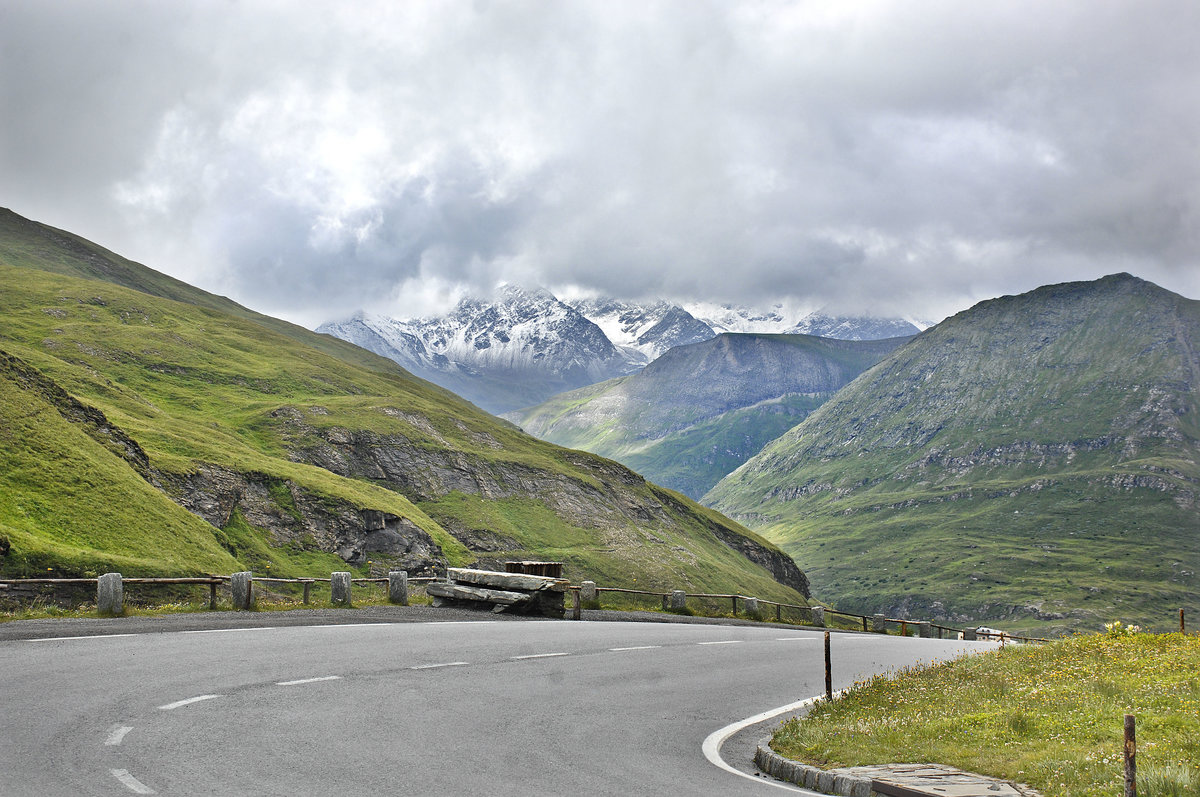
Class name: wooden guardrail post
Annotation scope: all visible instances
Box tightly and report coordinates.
[208,580,218,610]
[1181,608,1186,634]
[1124,714,1136,797]
[231,571,253,611]
[97,573,123,616]
[388,571,409,605]
[572,588,581,620]
[331,572,352,606]
[824,631,833,701]
[776,603,782,622]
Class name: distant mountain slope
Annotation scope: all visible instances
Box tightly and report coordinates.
[507,333,909,499]
[707,274,1200,631]
[318,287,638,413]
[0,209,808,602]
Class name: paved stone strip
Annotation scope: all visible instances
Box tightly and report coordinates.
[754,741,1044,797]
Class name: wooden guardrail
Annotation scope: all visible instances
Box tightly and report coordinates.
[571,580,1051,642]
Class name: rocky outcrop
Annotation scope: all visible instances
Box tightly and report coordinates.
[281,413,808,593]
[156,464,443,573]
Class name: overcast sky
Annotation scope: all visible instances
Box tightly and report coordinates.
[3,1,1198,327]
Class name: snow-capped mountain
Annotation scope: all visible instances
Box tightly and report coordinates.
[317,286,636,413]
[567,298,716,363]
[318,286,924,414]
[793,313,923,340]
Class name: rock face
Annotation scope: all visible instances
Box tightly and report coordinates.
[708,274,1200,629]
[271,408,810,597]
[159,464,443,572]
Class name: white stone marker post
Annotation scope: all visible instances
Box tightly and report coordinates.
[331,571,352,606]
[872,613,888,633]
[580,580,597,604]
[97,572,123,616]
[388,571,409,605]
[743,597,759,616]
[917,621,932,638]
[231,571,254,611]
[669,590,687,611]
[810,606,826,627]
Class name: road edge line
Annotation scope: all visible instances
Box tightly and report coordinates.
[701,692,845,794]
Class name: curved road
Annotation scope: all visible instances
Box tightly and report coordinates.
[1,615,996,796]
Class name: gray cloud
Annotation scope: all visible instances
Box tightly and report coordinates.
[2,0,1197,326]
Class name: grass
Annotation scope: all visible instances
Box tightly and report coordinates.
[0,224,808,606]
[771,630,1200,797]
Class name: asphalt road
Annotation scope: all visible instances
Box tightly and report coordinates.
[1,612,997,796]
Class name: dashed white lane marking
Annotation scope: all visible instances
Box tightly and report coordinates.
[158,694,221,710]
[105,726,134,746]
[775,637,816,641]
[276,675,342,686]
[510,652,570,660]
[110,768,156,794]
[697,640,741,646]
[410,661,469,670]
[608,645,662,651]
[182,627,270,635]
[27,633,138,643]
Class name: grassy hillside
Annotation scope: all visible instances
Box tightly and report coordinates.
[509,333,907,498]
[0,209,807,603]
[707,275,1200,632]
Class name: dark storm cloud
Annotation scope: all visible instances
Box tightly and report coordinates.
[2,1,1198,325]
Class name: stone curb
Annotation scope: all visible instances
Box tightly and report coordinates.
[754,738,876,797]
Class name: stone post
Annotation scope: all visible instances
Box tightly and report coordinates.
[331,571,352,606]
[231,571,254,611]
[580,580,597,604]
[97,572,123,616]
[963,628,978,641]
[917,621,932,638]
[388,571,409,605]
[810,606,826,627]
[872,613,887,633]
[743,597,759,616]
[669,590,687,611]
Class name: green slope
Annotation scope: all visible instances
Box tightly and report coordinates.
[706,275,1200,632]
[508,333,908,498]
[0,209,807,603]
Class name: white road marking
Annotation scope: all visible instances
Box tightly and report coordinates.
[697,640,741,646]
[181,627,270,635]
[775,637,815,641]
[110,768,156,794]
[158,694,221,710]
[510,652,570,660]
[410,661,469,670]
[105,725,134,746]
[27,633,138,642]
[608,645,662,651]
[276,675,342,686]
[701,690,846,795]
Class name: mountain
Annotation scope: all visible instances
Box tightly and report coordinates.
[683,301,924,340]
[566,297,716,364]
[706,274,1200,631]
[0,208,809,602]
[319,290,923,414]
[507,333,910,499]
[318,287,638,414]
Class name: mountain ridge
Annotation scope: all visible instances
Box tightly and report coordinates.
[706,273,1199,630]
